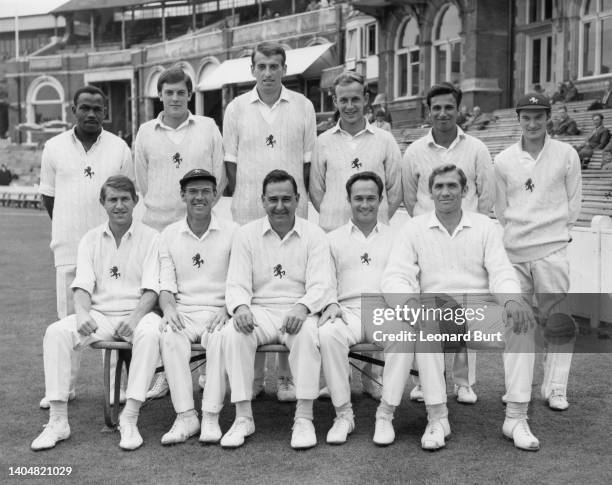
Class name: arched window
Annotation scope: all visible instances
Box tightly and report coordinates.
[431,3,461,85]
[395,17,420,98]
[27,78,64,125]
[580,0,612,77]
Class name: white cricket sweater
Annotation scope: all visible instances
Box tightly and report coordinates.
[223,87,317,224]
[134,113,225,231]
[494,136,582,263]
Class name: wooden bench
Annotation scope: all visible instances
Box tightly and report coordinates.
[90,341,384,428]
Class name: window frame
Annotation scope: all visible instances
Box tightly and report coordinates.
[394,16,421,100]
[430,3,462,86]
[579,0,612,79]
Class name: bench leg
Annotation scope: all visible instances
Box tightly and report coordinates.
[102,349,114,429]
[102,348,132,430]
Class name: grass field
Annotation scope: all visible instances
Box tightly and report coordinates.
[1,207,611,485]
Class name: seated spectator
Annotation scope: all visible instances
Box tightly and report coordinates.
[262,7,273,20]
[551,82,567,104]
[372,93,393,127]
[306,0,319,11]
[575,113,610,169]
[0,163,11,186]
[365,105,374,123]
[456,105,470,129]
[548,105,580,137]
[373,109,392,132]
[317,116,335,133]
[601,133,612,170]
[463,106,490,131]
[533,84,548,98]
[587,80,612,111]
[564,80,579,103]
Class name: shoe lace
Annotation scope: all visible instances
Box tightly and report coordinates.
[516,419,533,438]
[293,418,311,432]
[278,376,289,391]
[551,389,565,399]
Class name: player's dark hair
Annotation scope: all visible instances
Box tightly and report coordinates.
[157,67,193,95]
[426,82,462,108]
[428,164,468,191]
[262,169,298,195]
[333,71,368,96]
[100,175,137,202]
[251,42,286,66]
[73,85,106,106]
[346,171,384,199]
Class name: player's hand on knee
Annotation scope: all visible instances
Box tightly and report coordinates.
[207,307,230,332]
[317,303,342,327]
[163,307,185,332]
[76,312,97,336]
[504,300,536,334]
[233,305,257,334]
[115,320,136,341]
[282,304,309,335]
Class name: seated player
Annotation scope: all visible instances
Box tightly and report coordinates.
[318,171,394,444]
[205,170,332,450]
[31,176,161,451]
[158,169,238,445]
[376,164,539,452]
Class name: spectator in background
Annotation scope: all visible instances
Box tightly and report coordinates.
[373,109,392,132]
[563,80,579,103]
[548,105,580,137]
[576,113,610,169]
[306,0,319,11]
[551,82,567,104]
[587,80,612,111]
[463,106,490,131]
[533,84,548,98]
[456,105,470,129]
[0,163,11,185]
[372,93,393,127]
[365,105,374,123]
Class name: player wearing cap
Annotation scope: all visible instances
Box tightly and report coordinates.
[38,85,133,410]
[134,67,226,232]
[376,164,540,452]
[317,171,394,445]
[204,170,332,450]
[401,82,496,404]
[223,42,317,401]
[158,169,238,446]
[494,93,581,411]
[31,176,162,451]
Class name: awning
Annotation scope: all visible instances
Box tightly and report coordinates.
[198,43,335,92]
[53,0,160,14]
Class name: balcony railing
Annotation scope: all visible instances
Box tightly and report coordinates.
[146,30,224,62]
[230,7,338,47]
[29,55,63,70]
[88,49,133,68]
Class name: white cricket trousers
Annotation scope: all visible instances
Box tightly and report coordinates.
[381,303,535,406]
[513,247,575,399]
[160,309,223,414]
[43,310,161,402]
[202,305,321,413]
[318,306,364,408]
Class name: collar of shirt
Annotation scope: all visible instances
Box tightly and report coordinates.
[348,220,380,240]
[261,215,303,241]
[70,127,104,150]
[425,126,465,150]
[518,133,551,162]
[248,85,290,110]
[102,220,136,242]
[179,215,220,241]
[154,111,195,131]
[330,118,375,139]
[427,211,473,238]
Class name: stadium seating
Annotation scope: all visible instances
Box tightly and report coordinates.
[0,186,42,209]
[393,100,612,227]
